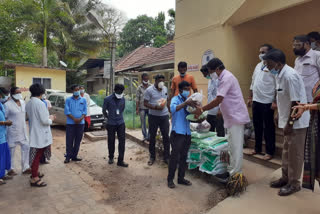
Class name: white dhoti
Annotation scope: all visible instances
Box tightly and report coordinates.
[10,141,30,172]
[227,124,244,176]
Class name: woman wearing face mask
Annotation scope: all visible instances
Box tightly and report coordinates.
[0,87,13,185]
[4,87,31,176]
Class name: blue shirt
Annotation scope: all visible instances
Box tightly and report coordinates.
[64,96,87,125]
[103,94,125,126]
[0,103,7,144]
[170,94,191,135]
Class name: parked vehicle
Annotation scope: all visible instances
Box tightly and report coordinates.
[47,92,106,130]
[46,89,64,95]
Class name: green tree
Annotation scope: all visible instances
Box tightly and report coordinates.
[166,9,175,41]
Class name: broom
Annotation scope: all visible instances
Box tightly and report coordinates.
[220,151,248,196]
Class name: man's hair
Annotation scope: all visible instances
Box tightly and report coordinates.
[0,87,9,96]
[10,87,19,95]
[141,73,149,79]
[178,61,187,69]
[114,84,125,92]
[79,85,85,89]
[155,74,165,81]
[307,32,320,41]
[261,44,273,51]
[294,35,310,44]
[207,58,225,70]
[200,65,208,73]
[70,84,79,91]
[262,49,286,64]
[178,81,190,91]
[29,83,45,97]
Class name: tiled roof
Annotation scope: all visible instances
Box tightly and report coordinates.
[115,46,158,72]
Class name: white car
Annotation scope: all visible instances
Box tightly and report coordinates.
[47,92,105,130]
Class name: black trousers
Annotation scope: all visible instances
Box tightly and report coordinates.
[66,124,85,159]
[148,115,170,160]
[206,114,225,137]
[167,131,191,181]
[107,123,126,162]
[252,101,276,155]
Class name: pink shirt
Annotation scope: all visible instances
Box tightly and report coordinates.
[217,69,250,128]
[294,49,320,102]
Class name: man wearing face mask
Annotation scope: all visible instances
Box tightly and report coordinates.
[167,81,198,188]
[136,73,152,143]
[263,49,310,196]
[64,84,87,164]
[169,62,198,110]
[193,58,250,181]
[307,32,320,51]
[247,44,276,160]
[200,65,225,137]
[79,86,91,130]
[103,84,128,167]
[144,74,170,166]
[4,87,31,176]
[293,35,320,103]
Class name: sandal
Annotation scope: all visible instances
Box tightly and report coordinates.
[263,154,273,161]
[3,175,13,180]
[0,179,6,185]
[30,172,44,179]
[30,179,47,187]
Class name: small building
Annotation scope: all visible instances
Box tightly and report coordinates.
[175,0,320,103]
[2,62,66,98]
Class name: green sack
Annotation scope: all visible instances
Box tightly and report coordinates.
[188,162,199,170]
[186,111,208,122]
[191,131,216,139]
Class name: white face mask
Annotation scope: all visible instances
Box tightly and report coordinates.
[80,89,85,94]
[41,94,46,100]
[143,80,149,85]
[311,42,317,50]
[115,93,124,99]
[158,81,165,89]
[210,72,218,80]
[259,53,265,61]
[12,93,22,100]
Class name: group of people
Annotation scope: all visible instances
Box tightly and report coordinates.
[248,32,320,196]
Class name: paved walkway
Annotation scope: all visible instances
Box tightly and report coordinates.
[0,150,114,214]
[207,169,320,214]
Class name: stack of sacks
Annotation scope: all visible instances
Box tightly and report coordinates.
[187,121,228,175]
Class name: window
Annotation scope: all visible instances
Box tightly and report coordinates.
[48,95,57,106]
[32,78,51,89]
[56,96,65,108]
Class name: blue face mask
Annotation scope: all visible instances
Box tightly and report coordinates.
[181,90,190,98]
[73,91,80,97]
[270,68,279,76]
[180,73,185,77]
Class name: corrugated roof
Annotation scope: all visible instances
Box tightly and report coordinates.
[115,46,158,72]
[136,42,175,66]
[78,58,108,70]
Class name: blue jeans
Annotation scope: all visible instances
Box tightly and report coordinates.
[139,109,149,140]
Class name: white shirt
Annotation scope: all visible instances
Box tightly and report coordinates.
[294,49,320,102]
[207,78,219,115]
[276,64,310,129]
[250,61,276,104]
[82,93,91,116]
[4,99,29,147]
[26,97,53,148]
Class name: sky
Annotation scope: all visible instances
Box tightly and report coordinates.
[102,0,175,20]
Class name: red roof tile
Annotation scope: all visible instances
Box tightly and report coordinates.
[136,42,175,66]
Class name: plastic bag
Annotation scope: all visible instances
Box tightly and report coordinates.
[186,111,208,122]
[189,121,211,133]
[191,131,216,139]
[157,98,167,108]
[186,93,203,113]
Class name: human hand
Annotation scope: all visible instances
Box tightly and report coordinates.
[291,105,305,120]
[247,98,253,107]
[73,118,81,124]
[186,99,198,108]
[49,115,56,121]
[271,102,277,110]
[5,120,12,126]
[192,107,203,117]
[217,110,222,118]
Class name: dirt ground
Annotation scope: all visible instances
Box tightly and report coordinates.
[50,126,228,214]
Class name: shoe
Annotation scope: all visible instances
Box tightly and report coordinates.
[168,180,176,189]
[64,159,70,164]
[7,170,17,176]
[117,162,129,167]
[72,158,82,162]
[278,185,301,196]
[178,179,192,186]
[22,168,32,175]
[108,159,114,164]
[148,158,155,166]
[270,178,287,188]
